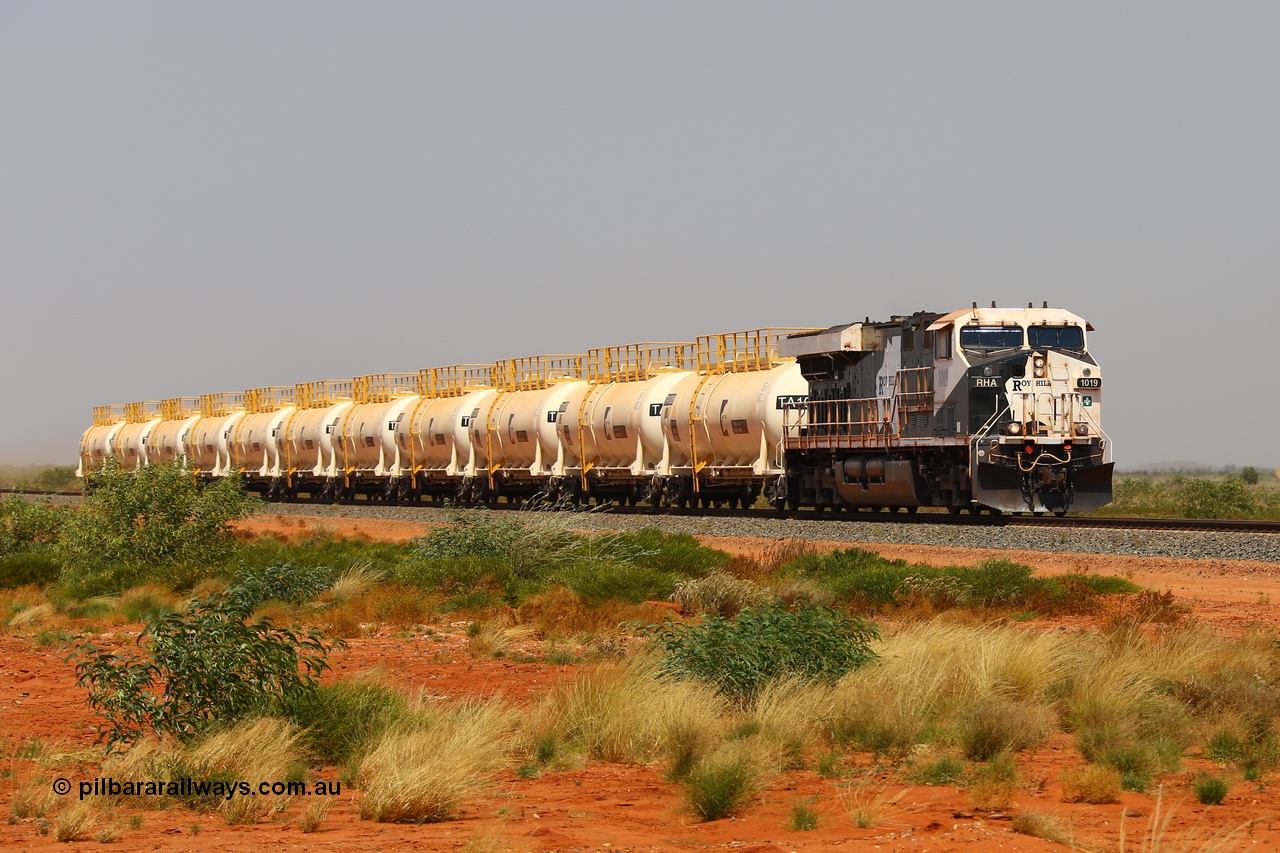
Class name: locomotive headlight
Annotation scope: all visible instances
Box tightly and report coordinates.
[1034,367,1046,378]
[1033,356,1046,368]
[1075,423,1089,436]
[1006,422,1022,435]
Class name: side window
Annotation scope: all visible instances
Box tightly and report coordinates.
[936,328,953,359]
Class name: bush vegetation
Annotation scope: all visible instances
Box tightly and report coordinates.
[71,587,339,750]
[1099,472,1280,520]
[649,601,879,700]
[14,463,1280,836]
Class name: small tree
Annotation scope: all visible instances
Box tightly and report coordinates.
[58,459,259,592]
[71,588,338,751]
[1241,467,1261,486]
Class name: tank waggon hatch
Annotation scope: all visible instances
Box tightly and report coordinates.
[244,387,295,414]
[697,328,819,374]
[293,380,353,410]
[160,397,201,420]
[418,365,493,398]
[354,373,418,404]
[92,404,127,427]
[124,402,161,423]
[586,343,696,383]
[493,355,585,391]
[199,392,245,418]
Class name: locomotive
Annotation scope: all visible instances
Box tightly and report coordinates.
[78,303,1112,515]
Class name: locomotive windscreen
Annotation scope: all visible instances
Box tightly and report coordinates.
[1027,325,1085,350]
[959,325,1023,350]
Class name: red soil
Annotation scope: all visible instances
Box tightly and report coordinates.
[3,513,1279,851]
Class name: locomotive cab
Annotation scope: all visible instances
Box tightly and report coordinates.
[941,309,1113,513]
[780,304,1113,515]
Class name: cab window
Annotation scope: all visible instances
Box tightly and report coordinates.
[1027,325,1085,350]
[959,325,1023,350]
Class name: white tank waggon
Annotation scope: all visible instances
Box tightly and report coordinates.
[78,306,1114,514]
[146,398,201,467]
[188,393,246,479]
[395,365,497,500]
[77,405,127,477]
[233,387,296,495]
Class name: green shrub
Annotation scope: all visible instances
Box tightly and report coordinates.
[395,555,512,596]
[783,549,1075,610]
[603,528,728,576]
[280,680,409,765]
[789,797,820,831]
[1178,476,1255,520]
[911,755,968,786]
[407,515,724,607]
[650,601,878,700]
[554,560,681,604]
[681,744,762,821]
[0,498,63,561]
[58,459,260,594]
[119,588,176,623]
[0,552,62,588]
[71,588,338,750]
[952,560,1037,605]
[1193,774,1229,805]
[785,547,910,604]
[236,562,334,607]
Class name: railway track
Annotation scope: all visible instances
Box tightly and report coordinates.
[9,487,1279,536]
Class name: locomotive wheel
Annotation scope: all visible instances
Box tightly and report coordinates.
[948,505,962,515]
[906,506,918,514]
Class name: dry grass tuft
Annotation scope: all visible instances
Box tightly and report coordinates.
[10,775,57,820]
[1011,811,1072,845]
[839,782,909,829]
[9,602,55,628]
[524,656,725,767]
[680,741,767,821]
[748,676,833,768]
[466,621,534,659]
[327,562,384,602]
[98,719,304,819]
[297,797,330,833]
[185,718,303,825]
[324,603,367,638]
[967,755,1019,812]
[1061,764,1123,804]
[53,801,98,842]
[357,699,515,823]
[830,622,1082,755]
[515,584,662,639]
[671,571,769,617]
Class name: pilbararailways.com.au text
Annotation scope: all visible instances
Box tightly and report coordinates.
[58,777,342,802]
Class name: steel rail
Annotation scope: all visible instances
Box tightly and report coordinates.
[7,488,1279,535]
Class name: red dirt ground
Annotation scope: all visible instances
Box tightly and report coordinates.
[3,513,1279,851]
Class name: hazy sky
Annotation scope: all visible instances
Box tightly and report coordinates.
[2,2,1276,468]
